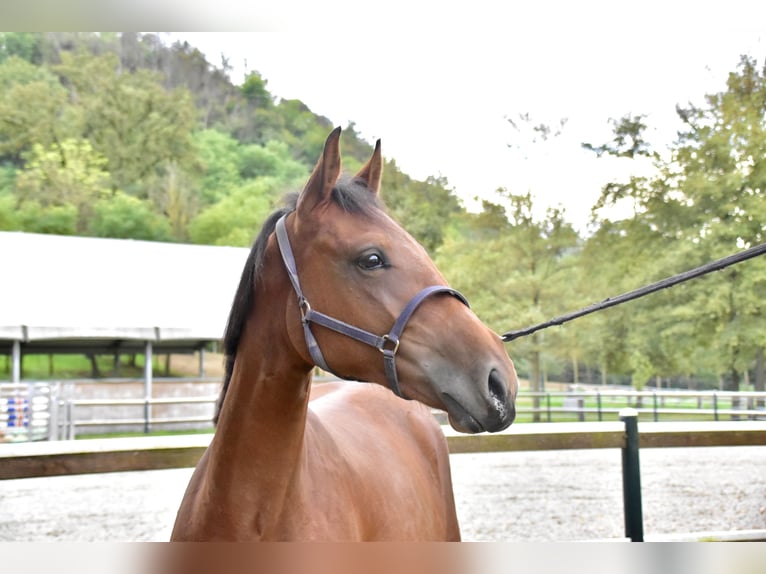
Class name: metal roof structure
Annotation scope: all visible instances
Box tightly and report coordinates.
[0,231,250,381]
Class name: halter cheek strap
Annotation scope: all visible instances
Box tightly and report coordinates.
[275,214,469,398]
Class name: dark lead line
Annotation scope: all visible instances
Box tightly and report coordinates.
[501,241,766,342]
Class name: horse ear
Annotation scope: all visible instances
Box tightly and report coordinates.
[354,139,382,195]
[297,127,342,214]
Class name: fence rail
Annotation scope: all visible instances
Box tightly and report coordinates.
[4,419,766,480]
[57,389,765,438]
[3,382,766,441]
[520,389,766,423]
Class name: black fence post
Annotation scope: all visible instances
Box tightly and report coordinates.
[620,408,644,542]
[597,391,602,422]
[546,393,551,422]
[713,392,719,421]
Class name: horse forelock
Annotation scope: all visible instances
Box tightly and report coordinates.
[213,181,386,424]
[331,175,384,215]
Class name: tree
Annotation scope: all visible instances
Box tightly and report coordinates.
[382,162,462,253]
[15,139,110,233]
[15,201,78,235]
[582,114,654,160]
[270,98,335,164]
[160,38,238,131]
[436,191,580,420]
[187,178,282,246]
[0,33,46,64]
[148,162,198,242]
[53,51,199,196]
[237,140,307,185]
[0,56,74,164]
[0,164,15,193]
[0,32,474,258]
[585,55,766,391]
[89,191,172,241]
[241,71,273,108]
[193,129,244,205]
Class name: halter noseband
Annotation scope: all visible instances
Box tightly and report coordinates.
[275,214,469,398]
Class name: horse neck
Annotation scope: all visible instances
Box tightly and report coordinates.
[207,251,314,518]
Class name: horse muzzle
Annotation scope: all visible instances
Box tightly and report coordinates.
[441,367,516,434]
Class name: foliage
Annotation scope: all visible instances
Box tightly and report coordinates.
[584,55,766,391]
[1,32,762,392]
[90,192,172,241]
[383,166,463,253]
[188,178,280,246]
[241,71,273,108]
[0,56,72,162]
[0,32,456,252]
[15,139,110,233]
[581,114,655,159]
[436,190,580,418]
[0,33,46,64]
[193,129,245,204]
[52,51,199,195]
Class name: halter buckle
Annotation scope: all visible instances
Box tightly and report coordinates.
[378,334,400,356]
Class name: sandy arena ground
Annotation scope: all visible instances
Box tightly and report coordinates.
[1,446,764,542]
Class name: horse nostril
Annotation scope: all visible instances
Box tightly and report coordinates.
[488,368,516,425]
[488,368,507,402]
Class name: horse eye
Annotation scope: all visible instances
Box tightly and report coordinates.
[357,252,385,270]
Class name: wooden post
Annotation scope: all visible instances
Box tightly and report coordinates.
[620,408,644,542]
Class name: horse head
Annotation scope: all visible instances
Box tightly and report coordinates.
[279,127,518,433]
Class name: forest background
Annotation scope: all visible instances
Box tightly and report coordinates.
[0,32,764,396]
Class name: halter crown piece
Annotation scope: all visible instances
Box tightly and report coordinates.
[275,214,469,398]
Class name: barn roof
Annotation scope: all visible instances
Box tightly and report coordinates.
[0,231,250,355]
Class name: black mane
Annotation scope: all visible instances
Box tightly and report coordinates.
[213,178,384,423]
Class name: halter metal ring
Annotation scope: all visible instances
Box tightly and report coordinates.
[378,334,400,355]
[299,297,311,322]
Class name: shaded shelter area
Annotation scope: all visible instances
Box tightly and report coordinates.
[0,231,250,384]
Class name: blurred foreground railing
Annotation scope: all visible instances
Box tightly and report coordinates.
[2,413,765,541]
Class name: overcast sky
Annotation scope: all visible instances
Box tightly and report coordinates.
[170,5,766,229]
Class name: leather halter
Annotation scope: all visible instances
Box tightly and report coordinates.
[275,214,469,398]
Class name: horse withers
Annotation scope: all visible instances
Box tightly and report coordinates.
[171,127,518,541]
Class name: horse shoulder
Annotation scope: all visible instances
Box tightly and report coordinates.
[306,382,459,541]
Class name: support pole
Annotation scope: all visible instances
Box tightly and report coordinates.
[199,347,206,378]
[620,408,644,541]
[11,340,21,383]
[48,382,59,441]
[144,341,153,434]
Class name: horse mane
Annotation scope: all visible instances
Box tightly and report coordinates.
[213,177,384,424]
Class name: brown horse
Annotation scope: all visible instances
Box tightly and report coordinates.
[171,128,518,541]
